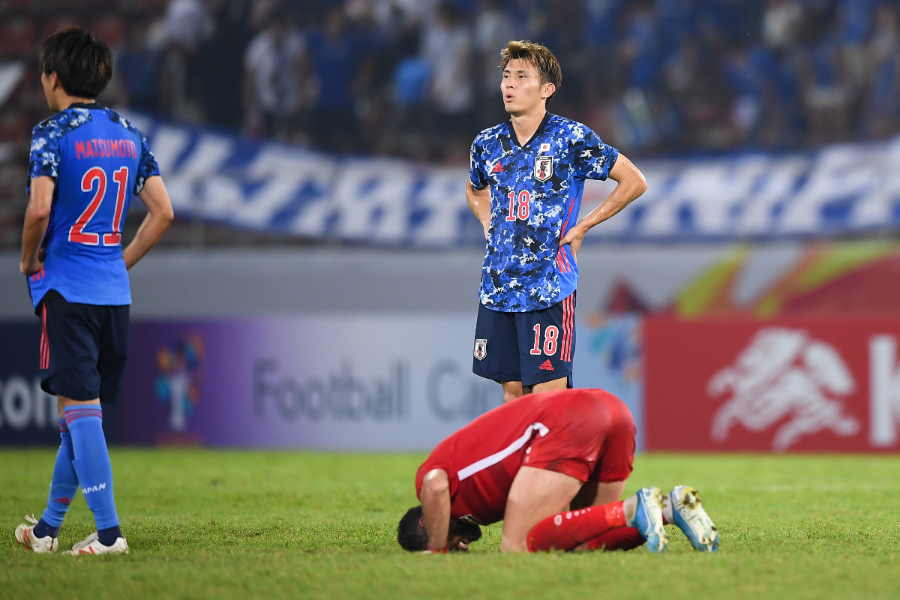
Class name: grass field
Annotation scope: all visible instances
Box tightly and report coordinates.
[2,449,898,599]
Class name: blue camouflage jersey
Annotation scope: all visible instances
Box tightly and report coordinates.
[469,113,619,312]
[26,103,160,309]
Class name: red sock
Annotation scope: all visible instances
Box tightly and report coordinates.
[526,501,627,552]
[578,527,645,552]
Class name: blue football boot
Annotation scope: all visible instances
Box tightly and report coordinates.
[629,487,668,552]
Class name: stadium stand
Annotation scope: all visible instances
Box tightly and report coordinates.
[1,0,898,248]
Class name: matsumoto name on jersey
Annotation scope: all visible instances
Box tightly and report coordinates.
[469,113,619,312]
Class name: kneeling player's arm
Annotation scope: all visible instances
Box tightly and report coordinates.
[20,176,54,274]
[124,176,175,270]
[420,468,452,552]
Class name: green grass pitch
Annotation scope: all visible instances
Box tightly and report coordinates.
[2,449,898,599]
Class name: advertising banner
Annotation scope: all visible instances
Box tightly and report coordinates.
[644,317,900,452]
[574,315,644,449]
[1,315,647,450]
[0,321,58,445]
[123,316,647,450]
[120,316,502,450]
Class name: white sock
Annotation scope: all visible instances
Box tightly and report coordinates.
[662,493,674,525]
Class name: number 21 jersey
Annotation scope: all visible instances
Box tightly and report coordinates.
[26,104,160,308]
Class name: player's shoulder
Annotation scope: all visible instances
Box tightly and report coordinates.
[548,114,597,141]
[31,106,94,140]
[472,121,507,147]
[101,107,147,139]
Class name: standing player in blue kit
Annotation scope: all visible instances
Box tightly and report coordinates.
[467,40,648,402]
[14,28,174,555]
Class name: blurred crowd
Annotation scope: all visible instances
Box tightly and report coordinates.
[1,0,900,175]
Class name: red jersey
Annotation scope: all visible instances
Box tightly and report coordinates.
[415,388,635,525]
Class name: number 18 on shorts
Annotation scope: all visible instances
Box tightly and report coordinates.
[472,293,575,387]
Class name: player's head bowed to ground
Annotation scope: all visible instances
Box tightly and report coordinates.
[397,388,719,554]
[398,508,483,553]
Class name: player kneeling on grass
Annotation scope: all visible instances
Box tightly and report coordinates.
[397,388,719,553]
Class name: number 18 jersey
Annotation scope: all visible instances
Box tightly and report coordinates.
[26,103,160,309]
[469,113,618,313]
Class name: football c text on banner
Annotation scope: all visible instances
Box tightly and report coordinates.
[118,316,504,449]
[1,316,645,450]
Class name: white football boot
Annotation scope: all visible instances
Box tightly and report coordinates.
[630,488,668,552]
[67,530,129,555]
[669,485,720,551]
[70,531,98,552]
[14,514,59,553]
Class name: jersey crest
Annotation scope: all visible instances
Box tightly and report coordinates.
[474,338,488,360]
[534,155,553,182]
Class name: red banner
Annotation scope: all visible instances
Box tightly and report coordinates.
[644,317,900,452]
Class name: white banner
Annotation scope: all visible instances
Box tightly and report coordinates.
[126,113,899,246]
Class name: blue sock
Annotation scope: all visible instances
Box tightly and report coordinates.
[36,418,79,538]
[65,405,121,544]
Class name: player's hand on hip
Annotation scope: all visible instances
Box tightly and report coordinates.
[19,256,43,276]
[559,224,587,260]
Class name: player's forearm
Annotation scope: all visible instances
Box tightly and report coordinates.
[123,211,173,270]
[466,194,491,223]
[471,204,490,236]
[577,153,648,232]
[465,192,482,220]
[422,492,451,551]
[465,184,491,235]
[20,177,53,269]
[575,165,648,236]
[580,179,645,230]
[19,211,49,266]
[420,470,451,551]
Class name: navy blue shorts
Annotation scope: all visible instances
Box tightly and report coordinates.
[37,290,129,404]
[472,293,576,387]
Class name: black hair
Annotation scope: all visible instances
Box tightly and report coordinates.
[40,27,112,99]
[450,515,483,544]
[396,506,483,552]
[397,506,428,551]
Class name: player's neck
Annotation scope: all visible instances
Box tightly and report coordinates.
[509,108,547,146]
[53,94,97,112]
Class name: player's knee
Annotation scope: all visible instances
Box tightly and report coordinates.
[532,377,568,393]
[58,395,100,408]
[502,390,522,403]
[501,381,524,403]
